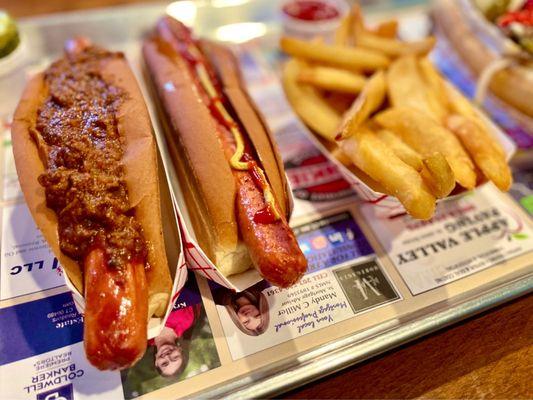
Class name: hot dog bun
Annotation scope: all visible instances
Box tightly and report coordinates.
[11,43,172,318]
[144,38,249,276]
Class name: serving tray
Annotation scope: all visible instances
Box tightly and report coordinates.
[0,1,531,399]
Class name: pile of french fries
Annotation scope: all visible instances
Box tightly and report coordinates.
[280,5,513,220]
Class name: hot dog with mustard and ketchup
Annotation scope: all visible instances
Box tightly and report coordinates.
[11,38,172,370]
[143,17,307,287]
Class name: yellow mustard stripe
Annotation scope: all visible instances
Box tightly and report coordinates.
[191,46,280,220]
[255,167,281,220]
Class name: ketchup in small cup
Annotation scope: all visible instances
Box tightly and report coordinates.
[281,0,348,41]
[283,0,340,21]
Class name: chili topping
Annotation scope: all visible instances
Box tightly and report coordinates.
[36,46,147,269]
[170,24,281,223]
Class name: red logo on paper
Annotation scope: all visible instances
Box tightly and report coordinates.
[285,150,353,202]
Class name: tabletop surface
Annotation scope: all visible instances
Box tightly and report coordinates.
[1,0,532,398]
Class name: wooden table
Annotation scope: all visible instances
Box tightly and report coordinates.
[284,295,532,399]
[2,1,532,398]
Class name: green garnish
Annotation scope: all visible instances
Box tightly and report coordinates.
[0,11,20,58]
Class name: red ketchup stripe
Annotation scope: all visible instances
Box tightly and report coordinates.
[169,22,277,224]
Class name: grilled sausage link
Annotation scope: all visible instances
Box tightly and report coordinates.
[217,125,307,287]
[235,172,308,287]
[83,247,148,370]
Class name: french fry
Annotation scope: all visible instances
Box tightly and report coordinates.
[341,127,436,219]
[345,163,390,194]
[335,12,354,46]
[349,6,398,42]
[386,55,447,122]
[420,152,455,198]
[356,32,436,57]
[417,59,510,135]
[280,36,390,72]
[298,66,367,94]
[446,115,512,191]
[350,3,366,40]
[330,146,352,166]
[323,138,389,193]
[337,70,386,139]
[282,59,341,141]
[374,106,477,189]
[375,129,423,171]
[446,84,478,119]
[372,20,398,38]
[445,84,506,158]
[418,57,449,112]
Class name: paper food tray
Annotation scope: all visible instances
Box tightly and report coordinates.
[296,83,517,218]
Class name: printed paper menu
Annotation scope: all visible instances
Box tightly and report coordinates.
[209,212,400,360]
[0,293,124,400]
[2,128,21,202]
[0,273,221,400]
[361,185,533,295]
[1,203,65,300]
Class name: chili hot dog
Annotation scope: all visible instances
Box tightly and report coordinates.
[11,38,172,370]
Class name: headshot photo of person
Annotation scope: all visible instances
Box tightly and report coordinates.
[121,272,220,399]
[150,304,198,377]
[215,281,270,336]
